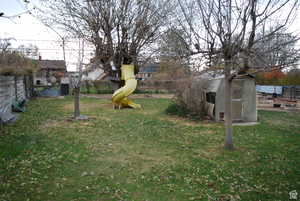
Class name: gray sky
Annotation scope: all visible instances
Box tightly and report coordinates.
[0,0,94,71]
[0,0,58,40]
[1,0,300,70]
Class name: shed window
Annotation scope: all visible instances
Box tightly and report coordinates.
[206,92,216,104]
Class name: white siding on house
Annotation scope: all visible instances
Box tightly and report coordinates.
[82,68,104,81]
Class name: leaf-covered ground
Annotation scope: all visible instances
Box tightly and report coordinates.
[0,97,299,201]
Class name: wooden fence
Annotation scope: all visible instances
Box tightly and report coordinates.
[0,75,33,123]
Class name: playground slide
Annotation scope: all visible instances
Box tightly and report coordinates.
[112,64,141,109]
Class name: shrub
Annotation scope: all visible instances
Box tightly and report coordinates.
[165,102,194,118]
[136,80,176,93]
[92,80,115,94]
[168,77,209,120]
[0,52,37,75]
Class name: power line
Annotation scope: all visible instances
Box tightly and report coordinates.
[7,47,94,51]
[11,38,65,42]
[10,38,93,43]
[0,0,32,20]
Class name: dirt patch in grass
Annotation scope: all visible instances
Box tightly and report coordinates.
[199,130,216,134]
[161,116,220,128]
[82,94,174,99]
[258,106,300,113]
[136,109,160,116]
[63,102,113,112]
[40,119,71,129]
[40,115,109,130]
[161,116,199,126]
[103,151,174,173]
[94,143,176,173]
[99,103,115,108]
[194,146,251,160]
[194,146,222,159]
[265,119,296,128]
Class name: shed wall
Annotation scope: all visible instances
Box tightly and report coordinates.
[214,78,257,122]
[241,79,257,122]
[215,79,225,121]
[0,75,30,123]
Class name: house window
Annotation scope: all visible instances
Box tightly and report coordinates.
[36,80,41,85]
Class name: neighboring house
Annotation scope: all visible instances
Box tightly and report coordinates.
[202,74,257,122]
[136,64,159,80]
[34,58,66,86]
[82,68,105,81]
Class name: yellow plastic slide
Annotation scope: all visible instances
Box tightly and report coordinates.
[112,64,141,109]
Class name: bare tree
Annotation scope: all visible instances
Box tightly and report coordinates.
[0,38,15,52]
[36,0,174,80]
[251,30,300,71]
[17,44,39,59]
[69,39,86,119]
[160,27,191,61]
[177,0,300,149]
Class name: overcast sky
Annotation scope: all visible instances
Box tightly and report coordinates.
[0,0,59,43]
[1,0,300,71]
[0,0,94,71]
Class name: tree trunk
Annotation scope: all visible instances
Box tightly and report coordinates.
[224,60,234,150]
[85,80,90,94]
[74,87,80,118]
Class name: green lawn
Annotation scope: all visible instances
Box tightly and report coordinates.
[0,97,299,201]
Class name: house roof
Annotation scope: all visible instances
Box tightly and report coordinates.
[139,64,159,73]
[38,60,66,71]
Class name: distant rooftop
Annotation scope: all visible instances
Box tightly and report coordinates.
[38,60,66,71]
[139,64,159,73]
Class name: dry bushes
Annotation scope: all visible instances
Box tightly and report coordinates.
[92,80,117,94]
[152,59,189,81]
[147,59,209,119]
[167,77,209,119]
[0,52,37,75]
[137,80,175,92]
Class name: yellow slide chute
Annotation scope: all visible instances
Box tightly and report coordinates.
[112,64,141,109]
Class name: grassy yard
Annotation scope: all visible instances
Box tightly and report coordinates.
[0,97,299,201]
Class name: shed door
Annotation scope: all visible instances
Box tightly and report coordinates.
[232,81,243,121]
[232,100,242,121]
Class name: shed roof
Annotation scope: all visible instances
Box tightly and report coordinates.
[204,78,222,92]
[203,73,254,93]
